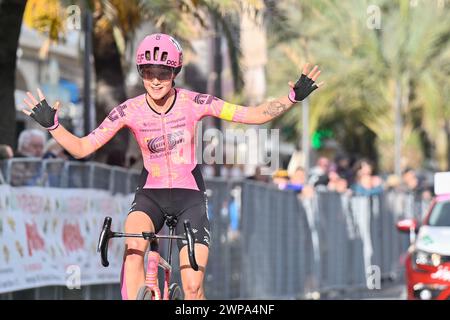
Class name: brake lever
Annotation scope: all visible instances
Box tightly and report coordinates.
[98,217,113,267]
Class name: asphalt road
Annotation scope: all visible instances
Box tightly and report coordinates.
[319,278,407,300]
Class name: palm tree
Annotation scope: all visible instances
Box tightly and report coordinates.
[90,0,144,162]
[267,0,450,172]
[20,0,259,161]
[0,0,27,148]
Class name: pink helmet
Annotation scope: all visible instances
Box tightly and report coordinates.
[135,33,183,75]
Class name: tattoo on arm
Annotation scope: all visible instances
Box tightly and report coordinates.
[262,101,289,117]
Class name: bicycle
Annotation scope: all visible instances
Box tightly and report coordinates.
[97,215,198,300]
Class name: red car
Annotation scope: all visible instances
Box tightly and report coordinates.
[397,194,450,300]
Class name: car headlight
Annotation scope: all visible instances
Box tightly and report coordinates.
[414,250,441,267]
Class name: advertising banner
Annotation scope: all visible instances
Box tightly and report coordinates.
[0,185,132,293]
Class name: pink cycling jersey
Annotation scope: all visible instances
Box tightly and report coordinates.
[87,88,247,190]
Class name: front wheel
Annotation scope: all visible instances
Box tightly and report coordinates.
[136,286,155,300]
[168,283,183,300]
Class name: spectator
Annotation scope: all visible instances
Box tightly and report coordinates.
[219,164,244,179]
[10,130,47,186]
[227,196,240,241]
[272,169,289,190]
[286,167,306,193]
[335,177,349,194]
[0,144,14,160]
[385,174,401,192]
[247,166,270,183]
[0,144,13,184]
[220,164,229,177]
[229,164,244,178]
[201,164,215,178]
[350,158,383,196]
[10,162,28,186]
[421,184,434,201]
[308,156,330,186]
[299,184,315,199]
[327,168,349,194]
[16,129,46,158]
[401,167,432,205]
[401,168,422,194]
[335,154,354,185]
[43,139,68,160]
[41,139,68,187]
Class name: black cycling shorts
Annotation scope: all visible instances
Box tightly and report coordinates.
[128,188,210,250]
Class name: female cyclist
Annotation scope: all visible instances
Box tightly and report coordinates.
[22,33,323,300]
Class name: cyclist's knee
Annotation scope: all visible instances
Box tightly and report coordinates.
[123,240,146,265]
[183,280,204,300]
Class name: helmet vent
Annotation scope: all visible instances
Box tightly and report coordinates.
[145,50,151,61]
[161,52,168,62]
[153,47,160,61]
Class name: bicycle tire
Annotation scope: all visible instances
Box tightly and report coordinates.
[136,286,155,300]
[168,283,183,300]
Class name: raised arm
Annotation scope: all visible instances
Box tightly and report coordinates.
[46,125,95,159]
[211,63,323,125]
[22,89,124,159]
[235,96,294,125]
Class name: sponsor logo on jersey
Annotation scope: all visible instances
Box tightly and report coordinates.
[194,94,217,105]
[147,130,185,154]
[107,104,127,122]
[139,128,161,133]
[165,116,186,125]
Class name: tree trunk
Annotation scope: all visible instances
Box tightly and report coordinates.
[394,79,402,177]
[92,13,128,163]
[435,127,448,171]
[0,0,27,148]
[445,120,450,171]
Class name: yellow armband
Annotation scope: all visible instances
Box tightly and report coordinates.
[219,102,238,121]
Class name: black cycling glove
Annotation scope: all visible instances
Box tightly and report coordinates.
[288,74,319,103]
[30,99,59,130]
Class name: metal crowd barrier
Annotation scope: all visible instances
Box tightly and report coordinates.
[0,158,428,299]
[0,158,140,194]
[171,180,424,299]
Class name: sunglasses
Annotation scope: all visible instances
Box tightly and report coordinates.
[139,65,174,81]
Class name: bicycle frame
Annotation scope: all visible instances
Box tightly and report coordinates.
[142,222,178,300]
[97,216,198,300]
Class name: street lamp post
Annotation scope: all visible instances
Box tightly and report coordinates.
[83,10,93,136]
[302,98,310,176]
[213,18,223,177]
